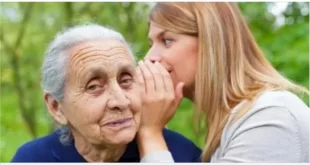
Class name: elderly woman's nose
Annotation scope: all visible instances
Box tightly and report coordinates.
[107,87,130,111]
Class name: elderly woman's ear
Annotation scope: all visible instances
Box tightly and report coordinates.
[44,93,68,125]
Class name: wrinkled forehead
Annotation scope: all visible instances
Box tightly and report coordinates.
[67,39,135,77]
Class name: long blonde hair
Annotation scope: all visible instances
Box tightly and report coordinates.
[149,2,308,162]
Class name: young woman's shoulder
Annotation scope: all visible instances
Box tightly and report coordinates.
[215,90,310,162]
[232,90,309,125]
[252,90,308,111]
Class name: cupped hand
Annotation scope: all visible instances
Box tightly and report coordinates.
[136,60,185,135]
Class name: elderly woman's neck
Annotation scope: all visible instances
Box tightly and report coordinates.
[72,132,127,162]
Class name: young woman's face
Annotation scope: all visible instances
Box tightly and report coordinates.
[145,23,199,98]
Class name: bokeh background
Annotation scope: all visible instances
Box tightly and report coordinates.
[0,2,309,162]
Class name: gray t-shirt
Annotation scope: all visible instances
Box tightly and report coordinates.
[211,90,309,162]
[141,90,310,163]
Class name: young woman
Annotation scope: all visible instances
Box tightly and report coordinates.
[136,2,310,163]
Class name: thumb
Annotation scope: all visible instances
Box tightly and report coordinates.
[174,82,185,107]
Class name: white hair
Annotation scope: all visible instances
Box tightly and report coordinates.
[41,23,136,145]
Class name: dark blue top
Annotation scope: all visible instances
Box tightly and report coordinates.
[11,129,202,162]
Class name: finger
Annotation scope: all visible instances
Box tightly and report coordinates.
[154,61,174,93]
[174,82,185,107]
[136,66,146,94]
[138,60,155,95]
[145,60,165,93]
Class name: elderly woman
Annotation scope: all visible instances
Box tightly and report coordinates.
[11,24,201,162]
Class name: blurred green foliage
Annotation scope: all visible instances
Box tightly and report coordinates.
[0,2,309,162]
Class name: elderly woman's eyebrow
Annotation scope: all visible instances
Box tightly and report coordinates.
[82,67,107,82]
[118,63,136,74]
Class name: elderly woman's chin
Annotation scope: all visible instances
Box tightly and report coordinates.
[97,119,140,145]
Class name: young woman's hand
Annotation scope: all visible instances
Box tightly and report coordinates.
[136,60,184,159]
[137,60,184,133]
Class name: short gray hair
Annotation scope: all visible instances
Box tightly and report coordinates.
[41,23,135,145]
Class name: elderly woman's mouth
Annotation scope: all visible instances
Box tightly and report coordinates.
[105,118,133,128]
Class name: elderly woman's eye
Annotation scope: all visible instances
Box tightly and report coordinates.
[86,81,104,94]
[88,85,99,91]
[120,74,133,88]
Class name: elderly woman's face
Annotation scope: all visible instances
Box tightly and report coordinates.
[60,40,141,145]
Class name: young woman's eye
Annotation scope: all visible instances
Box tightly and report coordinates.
[163,38,173,47]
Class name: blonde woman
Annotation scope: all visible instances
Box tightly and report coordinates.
[136,2,310,163]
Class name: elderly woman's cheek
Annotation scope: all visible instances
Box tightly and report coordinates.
[127,88,142,111]
[125,89,142,124]
[81,95,107,130]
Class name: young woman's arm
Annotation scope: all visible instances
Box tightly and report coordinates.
[136,60,184,162]
[137,129,171,159]
[138,130,174,162]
